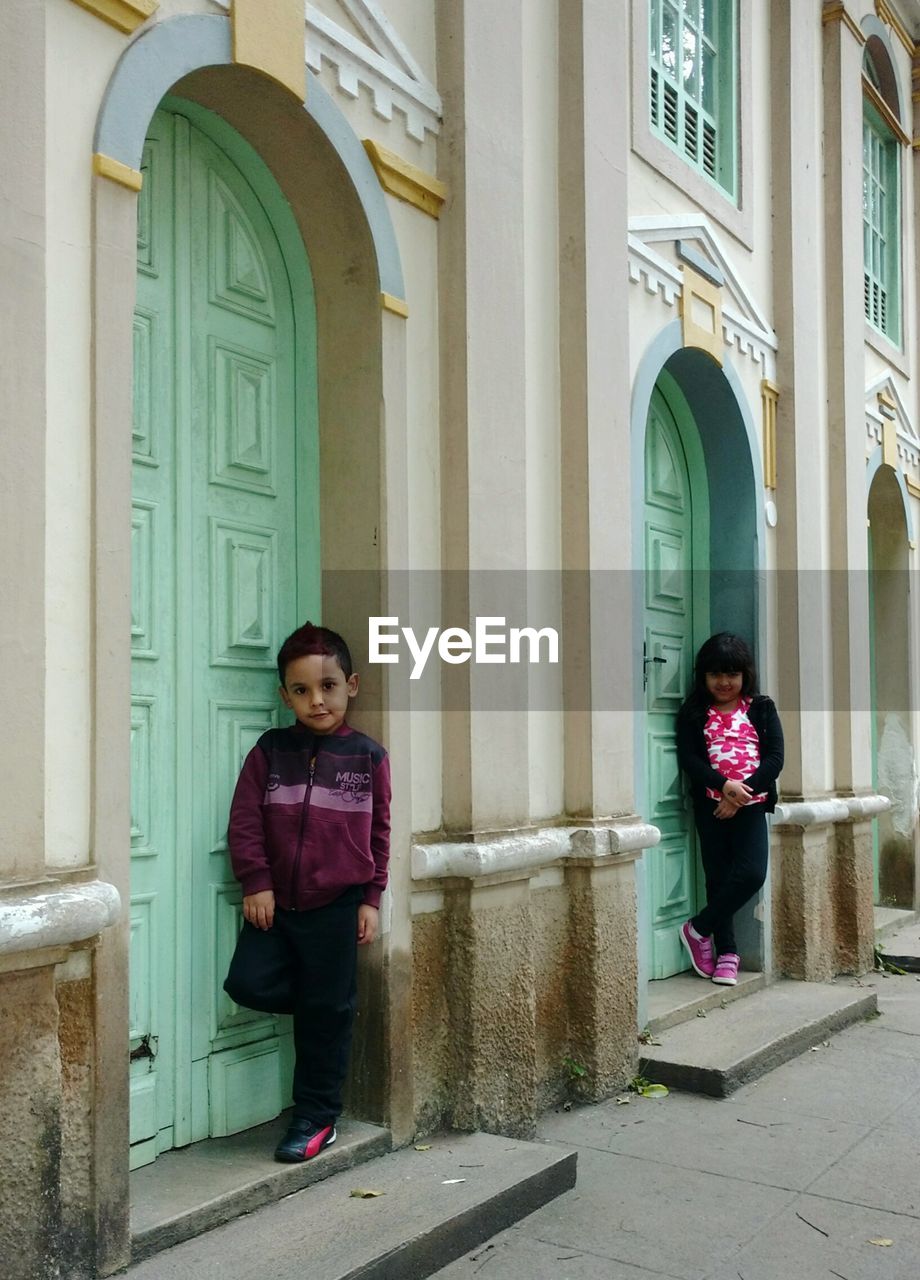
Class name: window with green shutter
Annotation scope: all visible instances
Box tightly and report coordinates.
[862,49,901,345]
[649,0,738,200]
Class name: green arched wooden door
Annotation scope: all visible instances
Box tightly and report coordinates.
[130,104,318,1168]
[644,385,701,979]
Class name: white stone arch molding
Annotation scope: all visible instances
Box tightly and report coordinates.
[867,448,915,543]
[93,12,405,302]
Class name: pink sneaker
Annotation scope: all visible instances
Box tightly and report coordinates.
[712,953,740,985]
[679,922,715,977]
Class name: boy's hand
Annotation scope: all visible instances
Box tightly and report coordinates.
[357,904,378,945]
[243,890,275,931]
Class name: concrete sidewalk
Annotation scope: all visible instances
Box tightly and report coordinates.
[434,920,920,1280]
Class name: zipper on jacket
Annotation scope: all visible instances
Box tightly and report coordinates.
[289,745,316,906]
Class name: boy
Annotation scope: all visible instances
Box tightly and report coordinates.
[224,621,390,1162]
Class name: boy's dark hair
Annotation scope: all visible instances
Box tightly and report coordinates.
[277,621,353,684]
[682,632,759,715]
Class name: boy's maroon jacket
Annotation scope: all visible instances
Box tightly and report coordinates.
[228,722,391,910]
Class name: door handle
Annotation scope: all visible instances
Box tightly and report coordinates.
[642,643,666,691]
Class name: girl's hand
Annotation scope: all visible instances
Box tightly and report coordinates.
[721,781,753,806]
[714,798,741,820]
[357,904,379,945]
[243,889,275,930]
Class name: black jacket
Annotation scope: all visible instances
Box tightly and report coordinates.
[675,694,784,813]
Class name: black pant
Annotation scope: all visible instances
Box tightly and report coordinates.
[224,886,361,1126]
[690,802,768,955]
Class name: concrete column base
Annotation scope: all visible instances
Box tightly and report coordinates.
[772,815,876,980]
[446,875,537,1140]
[833,819,876,975]
[564,853,640,1100]
[0,965,63,1280]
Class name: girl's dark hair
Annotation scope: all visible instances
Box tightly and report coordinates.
[682,632,758,715]
[277,621,353,684]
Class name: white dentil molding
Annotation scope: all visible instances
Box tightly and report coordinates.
[209,0,441,140]
[627,233,778,378]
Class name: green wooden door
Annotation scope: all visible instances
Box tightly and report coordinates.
[644,387,698,979]
[130,106,315,1167]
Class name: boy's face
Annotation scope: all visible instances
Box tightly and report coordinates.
[280,653,359,735]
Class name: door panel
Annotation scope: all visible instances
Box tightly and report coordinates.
[644,389,697,979]
[131,107,309,1164]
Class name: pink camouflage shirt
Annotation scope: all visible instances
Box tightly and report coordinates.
[703,696,768,804]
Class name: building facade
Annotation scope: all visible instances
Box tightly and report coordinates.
[0,1,917,1275]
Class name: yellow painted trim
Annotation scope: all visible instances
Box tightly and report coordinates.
[761,379,779,491]
[863,76,911,146]
[882,418,899,470]
[362,140,447,219]
[69,0,157,33]
[381,292,409,319]
[679,265,723,366]
[822,1,867,44]
[93,152,143,191]
[906,476,920,500]
[878,389,898,413]
[913,138,920,150]
[875,0,916,55]
[910,539,918,550]
[232,0,306,103]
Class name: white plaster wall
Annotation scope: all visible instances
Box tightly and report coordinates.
[43,2,126,868]
[387,195,442,832]
[522,0,563,821]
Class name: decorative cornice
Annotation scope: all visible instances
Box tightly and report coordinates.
[381,292,409,318]
[627,234,777,376]
[0,880,121,958]
[210,0,442,142]
[363,139,446,218]
[822,2,868,44]
[69,0,157,33]
[876,0,916,56]
[92,152,143,191]
[306,2,441,141]
[411,821,660,882]
[863,75,912,145]
[907,476,920,498]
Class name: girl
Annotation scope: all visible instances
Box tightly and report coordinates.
[675,633,784,986]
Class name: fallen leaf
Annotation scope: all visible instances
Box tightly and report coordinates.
[616,1095,631,1105]
[868,1238,893,1247]
[696,1008,707,1018]
[442,1178,466,1184]
[350,1189,385,1198]
[639,1083,669,1099]
[414,1144,432,1151]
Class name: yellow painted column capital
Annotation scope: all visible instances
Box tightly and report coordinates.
[822,2,867,45]
[68,0,158,35]
[232,0,306,104]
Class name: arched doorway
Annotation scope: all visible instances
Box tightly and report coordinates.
[868,466,915,907]
[636,340,761,983]
[129,100,318,1168]
[643,375,709,978]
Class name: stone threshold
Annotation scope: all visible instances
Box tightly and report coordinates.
[129,1112,391,1264]
[874,904,917,943]
[639,979,877,1097]
[646,967,767,1034]
[126,1130,577,1279]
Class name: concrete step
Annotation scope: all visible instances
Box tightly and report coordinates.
[126,1130,577,1280]
[639,979,877,1098]
[130,1113,392,1262]
[874,905,917,943]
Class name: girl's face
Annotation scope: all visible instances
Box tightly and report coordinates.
[705,671,743,706]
